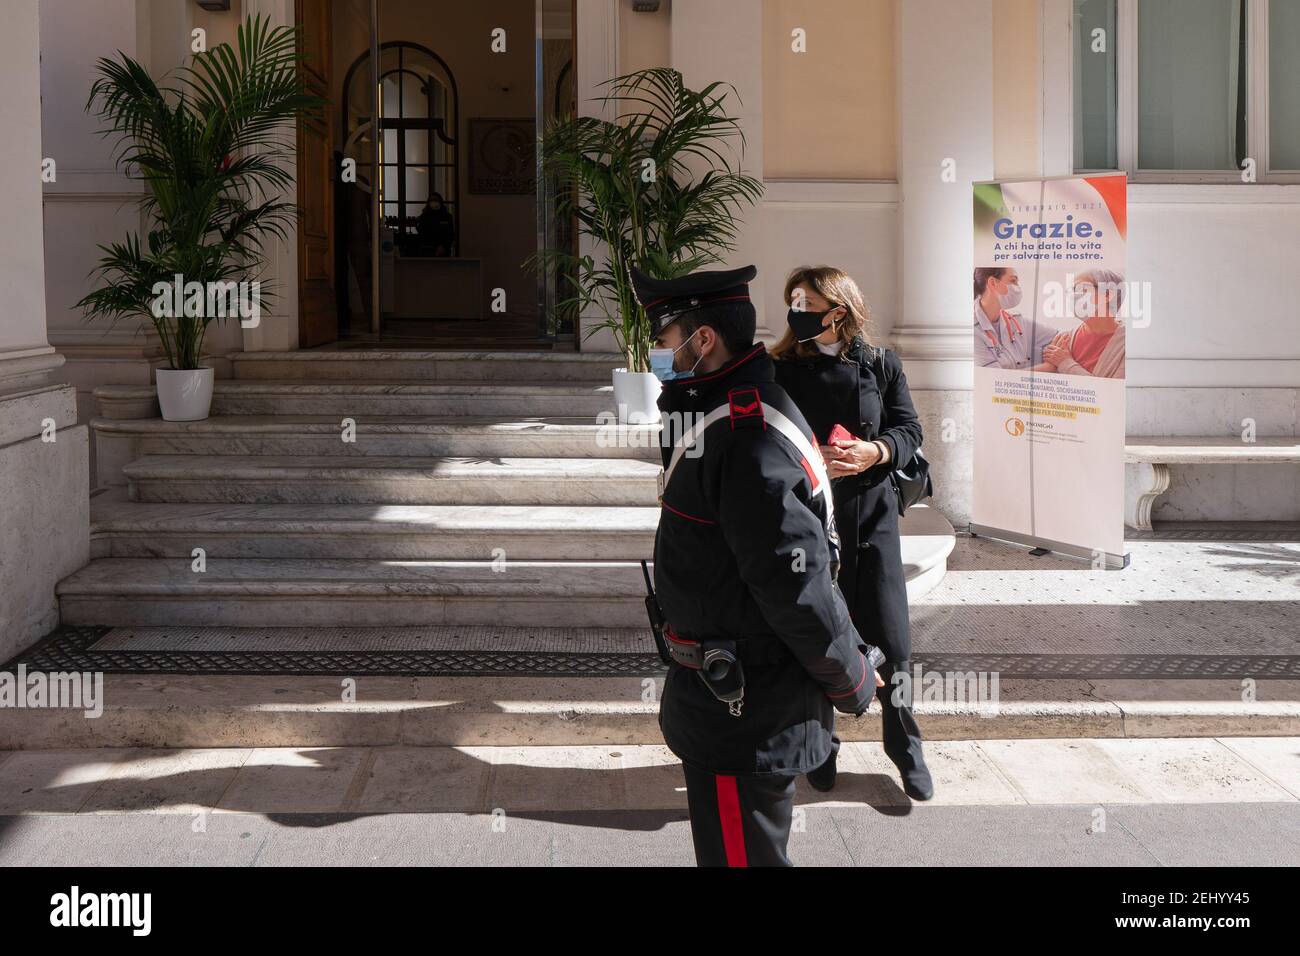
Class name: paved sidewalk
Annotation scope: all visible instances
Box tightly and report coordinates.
[1,737,1297,865]
[912,535,1299,662]
[4,803,1299,866]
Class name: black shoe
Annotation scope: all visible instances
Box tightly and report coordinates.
[806,750,838,792]
[900,764,934,801]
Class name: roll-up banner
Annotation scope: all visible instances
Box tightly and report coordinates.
[970,174,1129,569]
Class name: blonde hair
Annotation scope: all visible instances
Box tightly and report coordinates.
[770,266,875,361]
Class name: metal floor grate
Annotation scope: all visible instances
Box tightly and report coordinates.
[5,625,1300,679]
[4,626,661,677]
[912,653,1300,679]
[1124,529,1300,541]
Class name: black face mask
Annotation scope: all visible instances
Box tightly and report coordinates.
[786,306,840,342]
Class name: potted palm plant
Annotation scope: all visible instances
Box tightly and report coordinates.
[532,68,763,423]
[77,14,323,421]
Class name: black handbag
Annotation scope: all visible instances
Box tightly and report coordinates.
[856,342,934,516]
[889,446,933,516]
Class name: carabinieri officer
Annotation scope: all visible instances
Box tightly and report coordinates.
[632,263,885,867]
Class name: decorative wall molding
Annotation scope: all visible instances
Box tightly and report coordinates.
[0,350,66,394]
[1127,183,1300,205]
[761,180,899,205]
[43,170,143,198]
[1126,359,1300,388]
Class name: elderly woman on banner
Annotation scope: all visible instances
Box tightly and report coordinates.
[1041,269,1126,379]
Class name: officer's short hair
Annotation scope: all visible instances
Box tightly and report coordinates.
[673,303,755,355]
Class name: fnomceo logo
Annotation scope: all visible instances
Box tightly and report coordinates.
[49,886,151,936]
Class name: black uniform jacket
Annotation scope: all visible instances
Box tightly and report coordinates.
[772,339,923,658]
[652,342,878,776]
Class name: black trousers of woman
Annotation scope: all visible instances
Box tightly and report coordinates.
[820,478,930,792]
[771,338,930,795]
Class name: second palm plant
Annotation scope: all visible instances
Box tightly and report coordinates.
[533,68,763,373]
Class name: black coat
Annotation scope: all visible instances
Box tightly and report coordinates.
[773,339,923,661]
[653,343,879,777]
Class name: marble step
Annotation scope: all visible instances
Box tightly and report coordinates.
[85,498,953,588]
[230,349,623,383]
[56,558,651,627]
[90,498,660,560]
[893,504,957,599]
[123,454,661,505]
[10,670,1296,749]
[94,380,617,420]
[63,507,955,628]
[89,498,952,581]
[93,415,660,487]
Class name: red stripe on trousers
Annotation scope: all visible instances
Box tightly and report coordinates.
[715,775,748,867]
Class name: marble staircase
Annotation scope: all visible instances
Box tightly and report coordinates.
[61,350,956,634]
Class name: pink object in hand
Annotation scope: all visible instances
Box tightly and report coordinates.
[826,423,857,445]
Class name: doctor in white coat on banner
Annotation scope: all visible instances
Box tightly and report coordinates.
[973,267,1057,370]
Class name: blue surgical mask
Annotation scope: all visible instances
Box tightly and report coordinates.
[649,329,702,382]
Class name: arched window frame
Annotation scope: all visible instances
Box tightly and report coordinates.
[342,42,460,249]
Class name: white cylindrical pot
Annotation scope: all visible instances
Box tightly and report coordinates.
[611,368,662,424]
[155,367,215,422]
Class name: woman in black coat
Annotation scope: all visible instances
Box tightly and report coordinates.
[772,266,933,801]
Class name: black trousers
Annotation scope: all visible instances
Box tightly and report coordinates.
[835,487,925,776]
[680,762,798,867]
[825,660,926,773]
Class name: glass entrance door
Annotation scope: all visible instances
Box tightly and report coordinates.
[333,0,575,348]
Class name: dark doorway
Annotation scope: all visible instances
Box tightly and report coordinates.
[313,0,575,350]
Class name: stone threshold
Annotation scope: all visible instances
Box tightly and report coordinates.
[1,673,1297,749]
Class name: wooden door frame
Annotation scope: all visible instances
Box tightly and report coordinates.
[295,0,337,348]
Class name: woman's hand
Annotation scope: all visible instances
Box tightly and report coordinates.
[823,438,882,477]
[1042,342,1069,368]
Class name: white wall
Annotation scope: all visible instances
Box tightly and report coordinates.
[755,183,898,344]
[671,0,766,333]
[39,0,246,485]
[1125,187,1300,388]
[1122,186,1300,521]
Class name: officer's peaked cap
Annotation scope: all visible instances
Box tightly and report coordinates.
[630,264,758,340]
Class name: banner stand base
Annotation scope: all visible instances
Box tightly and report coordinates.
[968,523,1130,570]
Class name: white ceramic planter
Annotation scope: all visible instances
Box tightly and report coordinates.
[155,367,215,422]
[611,368,662,424]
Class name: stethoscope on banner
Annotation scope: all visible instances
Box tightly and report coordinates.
[982,309,1023,359]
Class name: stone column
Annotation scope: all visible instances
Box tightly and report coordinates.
[241,0,301,353]
[575,0,621,353]
[1,0,90,661]
[670,0,767,334]
[890,0,996,522]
